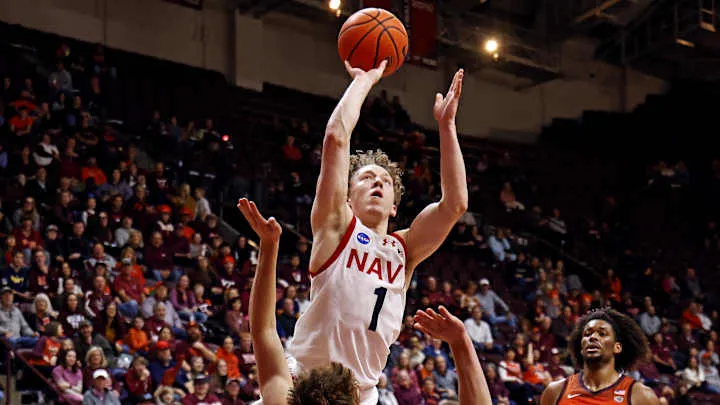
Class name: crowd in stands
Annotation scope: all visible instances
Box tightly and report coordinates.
[1,24,720,405]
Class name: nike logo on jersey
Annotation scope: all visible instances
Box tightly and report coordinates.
[346,248,404,284]
[567,393,583,399]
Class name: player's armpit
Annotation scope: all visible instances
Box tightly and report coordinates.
[540,379,566,405]
[631,382,660,405]
[401,200,466,273]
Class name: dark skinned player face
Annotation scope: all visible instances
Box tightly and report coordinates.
[581,319,622,365]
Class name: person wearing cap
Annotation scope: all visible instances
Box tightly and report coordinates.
[182,374,222,405]
[475,278,517,329]
[73,320,114,365]
[44,223,66,266]
[700,351,720,393]
[221,378,243,405]
[0,285,39,347]
[148,340,177,387]
[82,369,121,405]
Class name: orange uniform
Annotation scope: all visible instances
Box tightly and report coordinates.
[556,373,635,405]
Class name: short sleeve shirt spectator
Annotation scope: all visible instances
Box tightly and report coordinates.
[114,275,144,302]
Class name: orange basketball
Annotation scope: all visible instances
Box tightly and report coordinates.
[338,8,408,77]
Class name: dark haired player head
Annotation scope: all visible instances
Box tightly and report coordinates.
[568,308,650,371]
[540,308,660,405]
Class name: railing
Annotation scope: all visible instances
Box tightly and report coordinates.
[0,337,64,405]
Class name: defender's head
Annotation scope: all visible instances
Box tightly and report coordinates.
[288,362,359,405]
[348,150,404,223]
[569,308,649,371]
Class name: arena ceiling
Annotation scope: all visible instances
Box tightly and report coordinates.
[235,0,720,83]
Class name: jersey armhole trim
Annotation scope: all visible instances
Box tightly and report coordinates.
[627,380,636,405]
[555,377,570,405]
[389,232,408,258]
[310,216,357,278]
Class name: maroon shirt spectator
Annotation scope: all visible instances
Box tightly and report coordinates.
[125,357,152,400]
[13,218,44,251]
[278,255,309,287]
[145,232,173,270]
[84,276,113,319]
[217,258,243,291]
[393,369,423,405]
[166,227,190,259]
[114,261,145,303]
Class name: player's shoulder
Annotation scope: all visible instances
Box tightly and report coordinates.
[541,377,570,405]
[630,381,659,405]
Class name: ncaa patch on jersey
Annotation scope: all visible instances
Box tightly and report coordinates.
[357,233,370,245]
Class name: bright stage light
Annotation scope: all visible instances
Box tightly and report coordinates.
[484,38,499,53]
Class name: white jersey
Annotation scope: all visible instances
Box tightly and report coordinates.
[287,216,407,399]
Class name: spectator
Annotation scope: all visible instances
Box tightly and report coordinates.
[113,259,145,319]
[433,355,458,399]
[475,278,516,328]
[638,305,662,337]
[125,356,152,404]
[82,369,121,405]
[33,133,60,168]
[700,352,720,393]
[0,286,39,347]
[52,349,84,405]
[489,228,516,262]
[277,298,297,338]
[464,306,499,353]
[377,374,399,405]
[182,374,221,405]
[194,187,212,222]
[677,355,705,392]
[392,369,423,405]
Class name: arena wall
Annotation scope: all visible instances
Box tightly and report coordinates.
[0,0,667,138]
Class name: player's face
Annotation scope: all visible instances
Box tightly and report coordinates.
[348,165,397,220]
[581,319,621,365]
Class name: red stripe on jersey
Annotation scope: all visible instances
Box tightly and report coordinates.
[389,232,407,259]
[310,216,357,277]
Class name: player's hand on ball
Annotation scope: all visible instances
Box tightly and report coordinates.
[344,59,387,84]
[237,198,282,241]
[433,69,464,125]
[413,305,466,345]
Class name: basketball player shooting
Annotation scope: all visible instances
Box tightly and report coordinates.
[240,198,360,405]
[286,59,468,404]
[541,308,660,405]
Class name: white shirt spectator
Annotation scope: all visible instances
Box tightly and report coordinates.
[33,141,59,167]
[464,316,493,346]
[637,309,661,336]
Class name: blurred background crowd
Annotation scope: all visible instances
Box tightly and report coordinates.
[1,19,720,405]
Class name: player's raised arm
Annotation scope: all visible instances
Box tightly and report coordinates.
[400,69,469,271]
[311,60,387,236]
[414,306,491,405]
[239,198,292,404]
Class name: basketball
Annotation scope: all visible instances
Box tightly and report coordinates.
[338,8,408,77]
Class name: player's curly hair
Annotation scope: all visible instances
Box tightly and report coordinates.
[288,362,359,405]
[349,150,404,205]
[568,307,650,371]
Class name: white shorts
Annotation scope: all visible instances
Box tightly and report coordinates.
[252,353,378,405]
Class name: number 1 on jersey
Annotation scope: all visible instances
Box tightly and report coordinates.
[369,287,387,332]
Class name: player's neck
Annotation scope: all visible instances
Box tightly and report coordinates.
[357,214,390,236]
[581,364,621,392]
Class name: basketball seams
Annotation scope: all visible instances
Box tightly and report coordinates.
[338,18,376,37]
[343,16,397,67]
[339,8,407,75]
